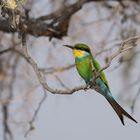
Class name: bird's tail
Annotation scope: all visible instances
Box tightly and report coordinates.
[106,94,137,125]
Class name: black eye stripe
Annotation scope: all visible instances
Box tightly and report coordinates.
[78,47,90,53]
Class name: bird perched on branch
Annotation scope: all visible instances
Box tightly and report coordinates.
[64,43,137,125]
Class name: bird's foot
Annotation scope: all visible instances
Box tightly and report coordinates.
[84,82,92,91]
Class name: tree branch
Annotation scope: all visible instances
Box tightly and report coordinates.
[0,0,100,39]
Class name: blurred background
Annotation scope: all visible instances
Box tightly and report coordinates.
[0,0,140,140]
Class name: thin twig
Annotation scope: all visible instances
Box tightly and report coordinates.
[90,35,140,87]
[24,88,47,137]
[41,64,75,75]
[99,35,140,74]
[131,86,140,115]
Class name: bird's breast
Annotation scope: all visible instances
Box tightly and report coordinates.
[75,56,93,83]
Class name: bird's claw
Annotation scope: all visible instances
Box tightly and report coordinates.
[84,82,91,91]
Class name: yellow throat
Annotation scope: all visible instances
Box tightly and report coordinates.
[73,50,85,58]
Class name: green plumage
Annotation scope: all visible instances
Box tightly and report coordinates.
[75,55,93,83]
[64,43,137,125]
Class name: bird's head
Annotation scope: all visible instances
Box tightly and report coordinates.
[64,43,91,58]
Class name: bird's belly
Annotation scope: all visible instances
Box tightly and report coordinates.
[76,60,93,83]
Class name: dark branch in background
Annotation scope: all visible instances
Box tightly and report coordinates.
[1,0,132,40]
[3,55,19,140]
[0,48,13,55]
[0,36,21,140]
[0,0,95,39]
[2,105,13,140]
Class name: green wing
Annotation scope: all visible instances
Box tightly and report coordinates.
[92,58,110,90]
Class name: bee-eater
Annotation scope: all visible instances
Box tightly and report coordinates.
[64,43,137,125]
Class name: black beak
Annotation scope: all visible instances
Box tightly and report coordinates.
[63,45,73,49]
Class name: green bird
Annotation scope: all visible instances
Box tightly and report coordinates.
[64,43,137,125]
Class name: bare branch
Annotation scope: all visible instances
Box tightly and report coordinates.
[40,64,75,75]
[2,105,13,140]
[0,0,100,39]
[131,86,140,115]
[17,44,87,95]
[99,35,140,73]
[24,88,47,137]
[89,35,140,87]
